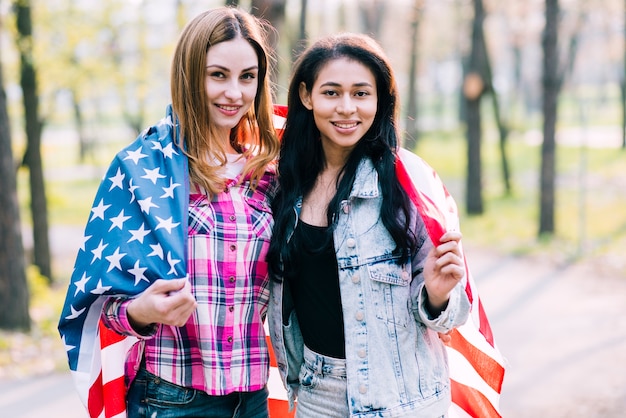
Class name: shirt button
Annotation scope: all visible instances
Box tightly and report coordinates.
[357,349,366,358]
[355,311,364,321]
[359,384,367,394]
[228,306,234,312]
[346,238,356,248]
[229,215,236,221]
[224,187,230,193]
[227,336,233,343]
[229,276,236,283]
[229,244,236,251]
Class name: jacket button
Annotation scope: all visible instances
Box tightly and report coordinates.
[351,274,360,284]
[343,204,350,214]
[357,349,366,358]
[359,384,367,394]
[355,311,364,321]
[346,238,356,248]
[401,271,410,281]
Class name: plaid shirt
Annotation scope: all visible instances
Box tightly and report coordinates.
[103,166,277,396]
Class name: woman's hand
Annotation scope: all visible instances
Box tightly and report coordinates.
[423,230,465,314]
[127,278,197,330]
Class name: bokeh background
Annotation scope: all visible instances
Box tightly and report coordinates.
[0,0,625,417]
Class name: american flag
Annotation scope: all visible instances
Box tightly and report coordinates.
[58,104,503,418]
[396,149,506,417]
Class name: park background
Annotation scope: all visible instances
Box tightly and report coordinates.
[0,0,625,417]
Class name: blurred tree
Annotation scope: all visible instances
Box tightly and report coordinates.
[15,0,52,281]
[358,0,385,38]
[463,0,487,215]
[251,0,287,84]
[540,0,559,235]
[292,0,308,59]
[0,13,31,330]
[539,0,584,235]
[404,0,424,150]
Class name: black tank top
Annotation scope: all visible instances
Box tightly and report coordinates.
[288,221,345,358]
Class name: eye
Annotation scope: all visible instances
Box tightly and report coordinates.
[241,72,257,81]
[209,71,226,79]
[354,90,370,97]
[322,90,338,97]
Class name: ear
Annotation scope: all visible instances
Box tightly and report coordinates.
[299,82,313,110]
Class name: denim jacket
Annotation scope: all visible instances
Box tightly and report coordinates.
[268,149,471,417]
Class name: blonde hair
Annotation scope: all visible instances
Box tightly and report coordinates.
[170,7,279,195]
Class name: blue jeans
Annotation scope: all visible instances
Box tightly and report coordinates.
[127,367,269,418]
[295,345,349,418]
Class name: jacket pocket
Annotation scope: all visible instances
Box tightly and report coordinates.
[367,262,411,327]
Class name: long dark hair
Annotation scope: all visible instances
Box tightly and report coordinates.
[267,33,416,278]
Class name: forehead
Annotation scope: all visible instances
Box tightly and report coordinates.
[314,57,375,86]
[206,37,258,68]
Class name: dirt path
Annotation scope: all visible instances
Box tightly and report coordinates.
[467,245,626,417]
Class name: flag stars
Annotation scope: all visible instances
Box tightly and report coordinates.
[128,223,151,244]
[138,197,159,214]
[91,279,111,295]
[73,272,90,296]
[155,216,180,234]
[148,243,164,259]
[66,305,86,320]
[128,260,149,286]
[159,142,178,159]
[61,335,76,352]
[105,248,127,272]
[129,179,139,203]
[91,240,108,264]
[108,168,126,191]
[109,210,132,231]
[80,235,92,252]
[161,179,181,199]
[167,252,182,275]
[142,167,166,184]
[124,146,148,165]
[90,199,111,222]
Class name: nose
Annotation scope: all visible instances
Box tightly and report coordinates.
[224,80,243,101]
[337,95,356,115]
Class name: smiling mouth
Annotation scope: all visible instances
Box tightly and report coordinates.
[217,104,241,112]
[332,122,358,129]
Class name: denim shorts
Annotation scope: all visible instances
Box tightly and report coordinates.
[126,366,269,418]
[295,345,349,418]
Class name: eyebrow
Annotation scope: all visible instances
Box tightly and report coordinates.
[206,64,259,72]
[319,81,373,88]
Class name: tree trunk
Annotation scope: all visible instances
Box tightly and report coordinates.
[358,0,386,38]
[464,0,487,215]
[0,29,30,330]
[16,0,52,281]
[404,0,424,151]
[539,0,559,235]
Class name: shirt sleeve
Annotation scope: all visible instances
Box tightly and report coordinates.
[101,296,159,338]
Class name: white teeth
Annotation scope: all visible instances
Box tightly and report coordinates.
[334,122,357,129]
[218,105,239,111]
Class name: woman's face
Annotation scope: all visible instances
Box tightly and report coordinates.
[205,37,259,138]
[299,57,378,160]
